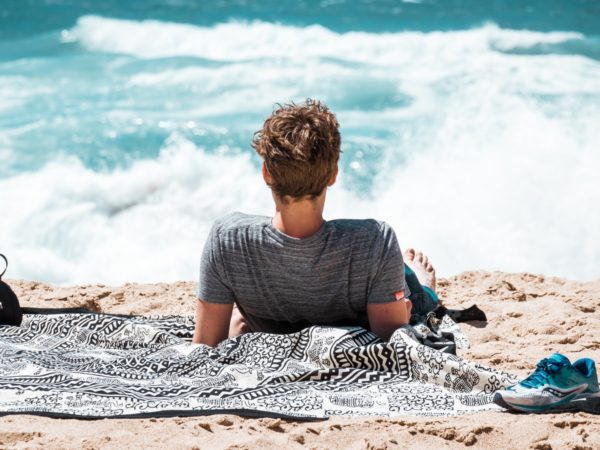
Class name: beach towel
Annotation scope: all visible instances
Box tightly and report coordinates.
[0,312,516,419]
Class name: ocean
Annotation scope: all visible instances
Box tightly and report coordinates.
[1,0,599,285]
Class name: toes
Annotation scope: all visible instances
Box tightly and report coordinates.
[426,262,434,272]
[422,255,429,266]
[415,251,423,263]
[403,248,416,260]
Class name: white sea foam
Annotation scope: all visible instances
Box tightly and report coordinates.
[71,15,582,63]
[369,93,600,281]
[1,17,599,285]
[0,135,273,284]
[2,118,599,285]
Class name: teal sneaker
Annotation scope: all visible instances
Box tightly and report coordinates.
[493,353,600,413]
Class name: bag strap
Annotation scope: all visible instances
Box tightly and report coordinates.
[0,254,7,280]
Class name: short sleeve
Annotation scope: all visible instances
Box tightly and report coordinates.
[197,223,236,304]
[366,223,408,304]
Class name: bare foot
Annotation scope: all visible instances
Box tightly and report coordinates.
[403,248,436,292]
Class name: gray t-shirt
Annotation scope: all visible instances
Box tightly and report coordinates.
[197,212,407,333]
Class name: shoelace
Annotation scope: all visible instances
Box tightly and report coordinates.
[521,358,563,388]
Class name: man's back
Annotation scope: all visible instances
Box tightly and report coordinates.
[198,212,406,333]
[193,101,414,346]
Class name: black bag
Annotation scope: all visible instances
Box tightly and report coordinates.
[0,254,22,326]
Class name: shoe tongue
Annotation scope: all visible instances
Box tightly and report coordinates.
[547,353,571,368]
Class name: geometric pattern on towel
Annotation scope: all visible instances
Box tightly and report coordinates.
[0,313,517,419]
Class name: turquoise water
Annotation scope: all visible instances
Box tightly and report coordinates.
[1,1,599,284]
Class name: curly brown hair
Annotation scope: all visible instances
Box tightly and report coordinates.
[252,99,341,201]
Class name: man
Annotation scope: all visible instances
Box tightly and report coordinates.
[193,100,438,347]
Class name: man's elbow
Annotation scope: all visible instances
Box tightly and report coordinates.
[367,301,410,341]
[192,330,224,347]
[370,324,401,341]
[191,332,203,346]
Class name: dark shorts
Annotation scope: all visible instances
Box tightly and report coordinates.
[404,265,439,323]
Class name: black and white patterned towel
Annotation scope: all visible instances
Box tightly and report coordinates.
[0,313,516,419]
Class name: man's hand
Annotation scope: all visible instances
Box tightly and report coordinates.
[192,299,233,347]
[367,297,411,341]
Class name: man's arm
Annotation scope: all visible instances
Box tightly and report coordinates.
[367,296,411,341]
[192,299,233,347]
[366,222,412,341]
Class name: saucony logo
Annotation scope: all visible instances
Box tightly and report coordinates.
[544,384,587,398]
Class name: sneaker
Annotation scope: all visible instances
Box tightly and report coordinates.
[493,353,600,413]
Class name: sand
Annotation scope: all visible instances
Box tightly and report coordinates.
[1,271,599,449]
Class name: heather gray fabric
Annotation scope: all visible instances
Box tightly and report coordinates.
[197,212,407,334]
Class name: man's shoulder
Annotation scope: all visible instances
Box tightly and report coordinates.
[329,218,394,238]
[212,212,269,237]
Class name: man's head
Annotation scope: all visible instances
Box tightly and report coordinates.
[252,99,341,203]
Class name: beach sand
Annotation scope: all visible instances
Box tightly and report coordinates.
[1,272,599,449]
